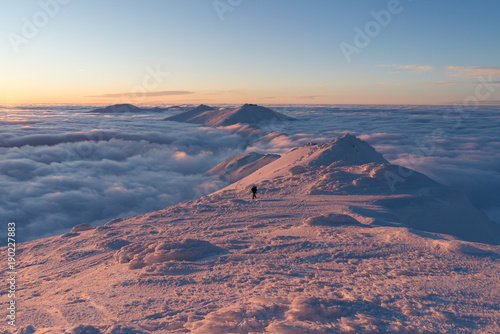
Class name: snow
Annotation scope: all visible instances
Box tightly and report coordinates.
[208,152,281,182]
[303,213,362,227]
[164,104,294,127]
[222,134,500,245]
[71,224,95,233]
[6,134,500,333]
[114,239,225,269]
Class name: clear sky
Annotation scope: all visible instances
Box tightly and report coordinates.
[1,0,499,105]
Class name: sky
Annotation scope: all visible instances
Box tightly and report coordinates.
[1,0,500,105]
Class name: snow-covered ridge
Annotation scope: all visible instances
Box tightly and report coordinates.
[208,152,281,182]
[222,134,500,245]
[164,104,295,127]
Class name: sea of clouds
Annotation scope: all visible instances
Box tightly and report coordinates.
[1,104,498,243]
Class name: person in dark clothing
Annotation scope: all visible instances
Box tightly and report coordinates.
[251,185,257,199]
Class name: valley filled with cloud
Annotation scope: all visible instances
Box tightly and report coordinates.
[1,104,499,244]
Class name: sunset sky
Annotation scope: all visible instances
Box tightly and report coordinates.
[1,0,499,105]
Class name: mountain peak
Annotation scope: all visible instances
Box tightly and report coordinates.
[218,135,500,245]
[221,134,390,192]
[192,104,214,112]
[225,104,294,126]
[165,104,294,127]
[308,134,388,167]
[89,104,143,114]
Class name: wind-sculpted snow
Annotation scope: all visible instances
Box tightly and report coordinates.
[12,324,149,333]
[186,296,423,333]
[114,239,226,269]
[71,223,94,233]
[208,152,281,182]
[11,182,500,332]
[303,213,362,227]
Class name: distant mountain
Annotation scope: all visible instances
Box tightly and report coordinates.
[89,104,143,113]
[164,104,294,127]
[208,152,281,183]
[165,104,215,122]
[89,104,169,114]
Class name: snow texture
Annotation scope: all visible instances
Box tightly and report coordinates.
[6,134,500,333]
[303,213,362,227]
[71,223,95,233]
[223,134,500,245]
[114,239,225,269]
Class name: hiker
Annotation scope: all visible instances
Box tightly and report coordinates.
[251,185,257,199]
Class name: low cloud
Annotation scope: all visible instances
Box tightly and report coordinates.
[381,64,435,72]
[0,109,250,243]
[445,66,500,78]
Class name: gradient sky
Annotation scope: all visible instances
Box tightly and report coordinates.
[1,0,500,105]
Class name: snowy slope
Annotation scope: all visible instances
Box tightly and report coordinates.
[207,152,281,182]
[224,134,500,245]
[164,104,294,127]
[7,134,500,333]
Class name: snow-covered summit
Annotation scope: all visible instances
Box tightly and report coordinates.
[221,134,500,245]
[298,134,388,167]
[220,104,294,126]
[164,104,294,127]
[224,134,391,189]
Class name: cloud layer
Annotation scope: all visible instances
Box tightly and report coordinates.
[0,107,250,243]
[1,104,499,243]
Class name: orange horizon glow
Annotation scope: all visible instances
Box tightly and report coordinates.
[2,86,486,106]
